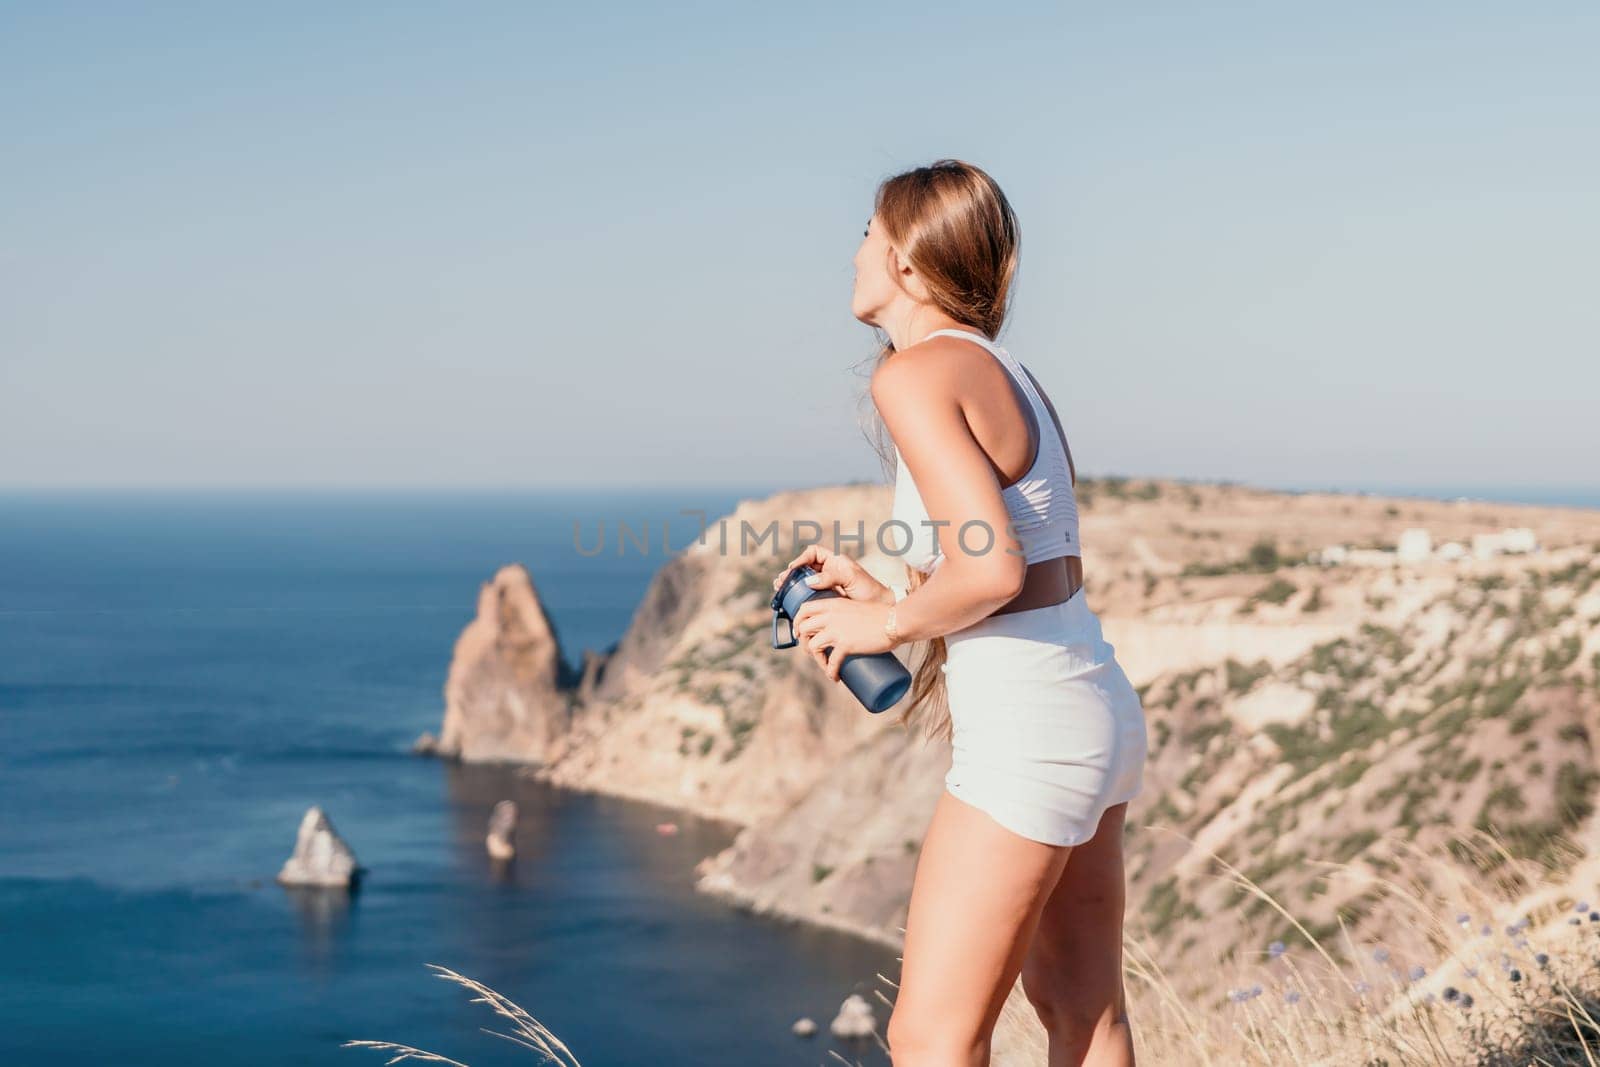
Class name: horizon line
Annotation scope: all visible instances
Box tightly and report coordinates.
[1,478,1598,501]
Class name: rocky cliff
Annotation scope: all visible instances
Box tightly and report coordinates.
[431,479,1600,998]
[433,485,940,822]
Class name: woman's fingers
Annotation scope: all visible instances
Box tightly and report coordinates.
[805,568,840,590]
[788,544,825,572]
[828,646,844,681]
[772,543,833,590]
[796,612,846,680]
[794,603,833,673]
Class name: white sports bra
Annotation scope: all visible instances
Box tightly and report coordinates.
[888,328,1080,574]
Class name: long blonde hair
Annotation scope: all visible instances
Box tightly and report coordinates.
[856,159,1021,744]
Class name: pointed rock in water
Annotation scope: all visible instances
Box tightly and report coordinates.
[411,731,439,756]
[276,806,360,889]
[437,564,579,763]
[829,993,876,1039]
[486,799,517,861]
[791,1016,818,1037]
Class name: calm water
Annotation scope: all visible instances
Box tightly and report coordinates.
[0,490,898,1066]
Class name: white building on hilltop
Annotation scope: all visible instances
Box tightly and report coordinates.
[1397,528,1433,563]
[1473,528,1539,558]
[1314,526,1540,568]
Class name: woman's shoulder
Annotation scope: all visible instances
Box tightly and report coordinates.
[869,334,977,408]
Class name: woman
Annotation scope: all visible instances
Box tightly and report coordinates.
[772,160,1147,1066]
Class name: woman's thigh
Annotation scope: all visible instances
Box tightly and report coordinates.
[1021,802,1130,1023]
[891,788,1074,1054]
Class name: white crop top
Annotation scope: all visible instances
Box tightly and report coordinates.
[888,328,1080,575]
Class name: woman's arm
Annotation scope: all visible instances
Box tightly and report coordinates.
[872,348,1027,644]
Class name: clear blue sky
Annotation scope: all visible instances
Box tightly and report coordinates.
[2,3,1595,491]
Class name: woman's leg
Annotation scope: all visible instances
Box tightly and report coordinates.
[1019,801,1135,1067]
[888,788,1074,1067]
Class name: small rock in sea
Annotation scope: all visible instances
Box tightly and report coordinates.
[791,1017,817,1037]
[412,732,439,756]
[656,822,679,835]
[486,800,518,861]
[276,806,360,889]
[829,993,876,1039]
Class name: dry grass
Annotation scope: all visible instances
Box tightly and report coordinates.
[342,960,896,1067]
[1087,823,1600,1066]
[344,824,1600,1066]
[343,964,585,1066]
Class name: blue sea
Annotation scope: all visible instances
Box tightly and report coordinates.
[0,490,897,1067]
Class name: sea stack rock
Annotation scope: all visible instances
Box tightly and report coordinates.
[829,993,877,1039]
[276,806,360,889]
[486,799,517,861]
[437,564,580,763]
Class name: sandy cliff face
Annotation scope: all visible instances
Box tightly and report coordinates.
[435,479,1600,1001]
[693,716,953,945]
[526,484,936,837]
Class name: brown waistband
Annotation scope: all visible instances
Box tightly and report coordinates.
[991,554,1084,616]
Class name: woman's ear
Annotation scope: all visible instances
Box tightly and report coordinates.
[891,246,929,302]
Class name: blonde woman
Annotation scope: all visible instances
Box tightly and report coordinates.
[773,160,1147,1066]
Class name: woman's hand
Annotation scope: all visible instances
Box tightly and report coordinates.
[772,544,893,606]
[791,596,897,682]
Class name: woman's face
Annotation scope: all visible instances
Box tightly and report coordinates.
[851,212,907,327]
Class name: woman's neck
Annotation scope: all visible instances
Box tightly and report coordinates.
[884,308,978,353]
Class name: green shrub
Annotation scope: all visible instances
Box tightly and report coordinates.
[1254,578,1297,606]
[1225,657,1273,693]
[1247,539,1281,571]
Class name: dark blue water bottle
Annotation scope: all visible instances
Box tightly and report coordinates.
[771,564,913,713]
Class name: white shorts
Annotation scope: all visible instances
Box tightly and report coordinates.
[941,585,1147,847]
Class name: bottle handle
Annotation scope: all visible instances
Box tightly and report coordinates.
[772,611,798,649]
